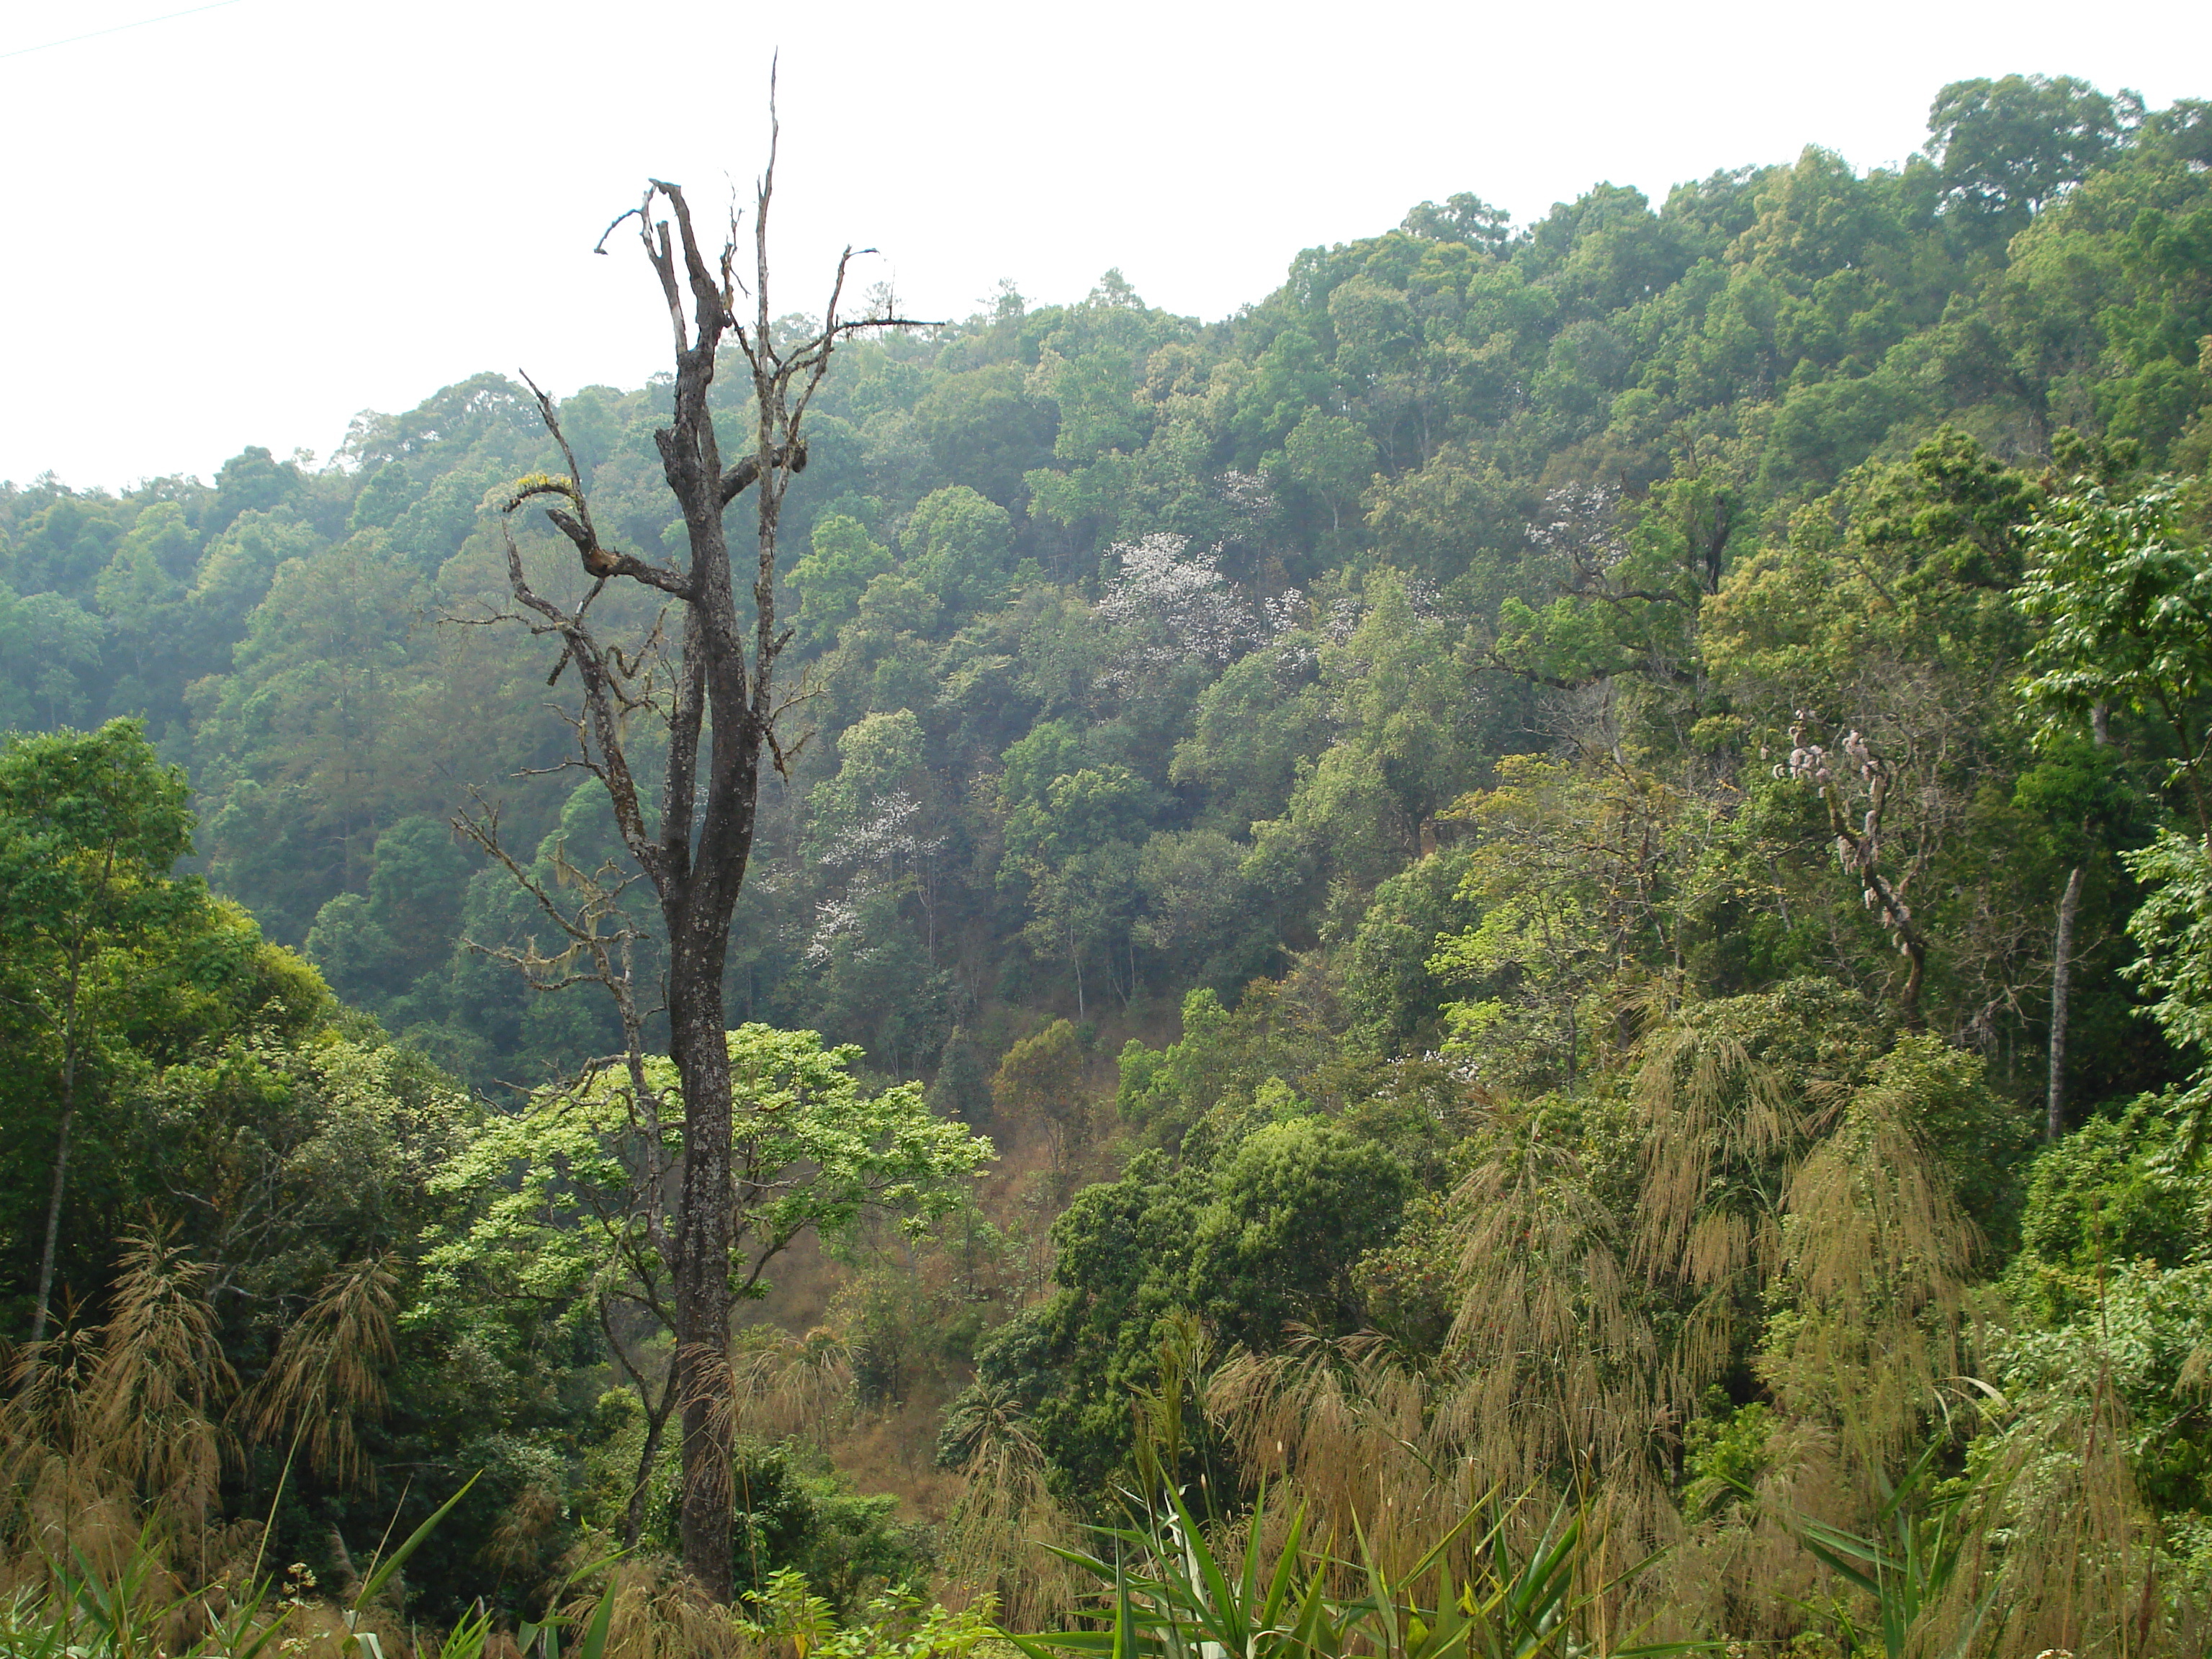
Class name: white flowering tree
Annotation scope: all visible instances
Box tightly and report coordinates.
[801,710,952,1068]
[1095,532,1280,694]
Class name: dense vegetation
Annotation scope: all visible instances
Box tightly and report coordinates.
[6,71,2212,1656]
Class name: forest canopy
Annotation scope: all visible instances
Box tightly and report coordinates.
[5,70,2212,1658]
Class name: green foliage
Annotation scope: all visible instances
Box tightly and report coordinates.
[1994,1254,2212,1515]
[1115,984,1336,1158]
[1930,73,2136,240]
[742,1567,997,1659]
[0,719,263,1334]
[1860,1033,2036,1247]
[0,718,197,939]
[907,487,1015,621]
[1015,1481,1694,1659]
[1778,1441,1997,1659]
[598,1435,932,1615]
[424,1025,992,1320]
[794,515,896,651]
[2002,1103,2202,1321]
[1188,1119,1410,1346]
[2020,480,2212,833]
[1430,758,1632,1089]
[6,72,2203,1088]
[1681,1393,1776,1521]
[2123,829,2212,1155]
[991,1020,1089,1166]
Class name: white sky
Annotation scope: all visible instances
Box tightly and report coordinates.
[1,0,2206,493]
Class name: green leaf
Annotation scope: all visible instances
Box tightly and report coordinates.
[352,1473,480,1617]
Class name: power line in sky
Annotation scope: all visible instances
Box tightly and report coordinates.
[0,0,248,63]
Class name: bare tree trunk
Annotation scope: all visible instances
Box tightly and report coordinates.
[673,1028,736,1590]
[601,1295,681,1549]
[626,1367,681,1550]
[2041,704,2108,1142]
[30,1102,71,1348]
[475,130,922,1599]
[31,932,90,1346]
[2049,866,2083,1143]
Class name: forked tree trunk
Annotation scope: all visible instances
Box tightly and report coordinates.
[482,140,918,1599]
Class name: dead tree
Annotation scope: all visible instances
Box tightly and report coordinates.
[1780,714,1933,1027]
[462,118,922,1599]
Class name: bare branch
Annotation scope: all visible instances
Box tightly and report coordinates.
[494,522,662,880]
[511,374,697,600]
[593,204,645,256]
[716,439,809,507]
[641,197,687,356]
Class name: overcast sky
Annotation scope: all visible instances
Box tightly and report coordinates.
[2,0,2206,493]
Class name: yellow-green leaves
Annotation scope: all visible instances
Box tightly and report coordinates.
[423,1025,993,1323]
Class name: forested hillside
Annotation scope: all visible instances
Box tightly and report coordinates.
[6,72,2212,1656]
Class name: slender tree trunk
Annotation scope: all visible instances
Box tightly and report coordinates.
[603,1295,683,1550]
[31,935,89,1347]
[1899,938,1926,1030]
[32,1113,75,1348]
[625,1363,681,1550]
[2041,706,2109,1141]
[1070,917,1084,1019]
[2049,866,2084,1143]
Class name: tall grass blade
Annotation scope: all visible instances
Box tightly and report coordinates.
[351,1473,480,1625]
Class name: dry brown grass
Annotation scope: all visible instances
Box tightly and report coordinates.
[245,1254,397,1491]
[0,1230,401,1635]
[1633,1025,1810,1401]
[1760,1078,1979,1478]
[3,1228,237,1588]
[933,1382,1081,1628]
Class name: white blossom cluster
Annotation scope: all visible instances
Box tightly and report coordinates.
[804,897,861,966]
[1528,483,1627,580]
[1097,534,1268,691]
[815,791,940,873]
[806,792,945,965]
[1315,578,1445,651]
[1262,590,1308,638]
[1264,598,1329,680]
[1324,595,1366,645]
[1215,469,1277,523]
